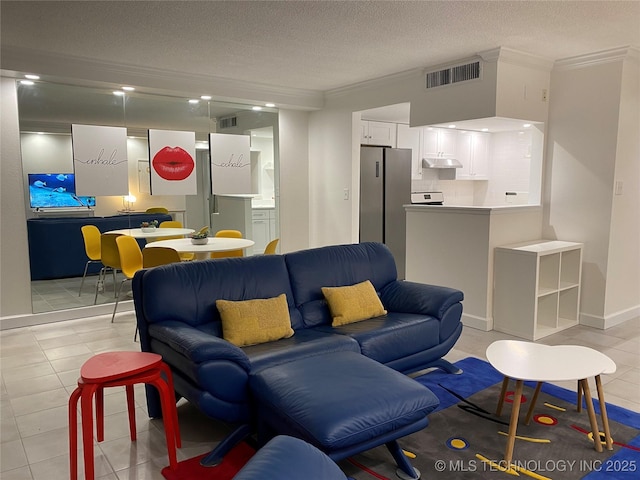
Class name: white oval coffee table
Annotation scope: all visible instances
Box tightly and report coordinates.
[486,340,616,465]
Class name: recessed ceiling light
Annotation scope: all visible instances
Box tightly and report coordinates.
[523,123,531,128]
[252,106,263,111]
[265,103,275,108]
[481,128,489,132]
[188,99,199,104]
[122,86,135,91]
[113,91,125,96]
[448,124,456,129]
[20,80,35,86]
[37,132,44,135]
[201,95,212,100]
[25,74,40,80]
[518,131,525,135]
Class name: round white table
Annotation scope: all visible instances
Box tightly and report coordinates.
[144,237,255,260]
[486,340,616,466]
[105,228,195,239]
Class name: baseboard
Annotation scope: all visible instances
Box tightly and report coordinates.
[0,301,134,330]
[462,313,492,331]
[579,305,640,330]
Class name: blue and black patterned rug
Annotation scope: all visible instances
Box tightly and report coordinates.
[342,357,640,479]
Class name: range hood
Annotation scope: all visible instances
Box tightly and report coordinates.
[422,157,463,169]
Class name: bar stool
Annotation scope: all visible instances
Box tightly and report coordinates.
[68,351,181,480]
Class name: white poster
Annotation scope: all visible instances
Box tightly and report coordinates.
[148,129,197,195]
[72,124,129,196]
[209,133,251,194]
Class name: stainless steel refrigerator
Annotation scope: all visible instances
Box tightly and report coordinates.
[359,146,412,279]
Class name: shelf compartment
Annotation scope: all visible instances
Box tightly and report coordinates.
[560,249,581,286]
[559,287,579,323]
[538,253,560,293]
[537,293,559,329]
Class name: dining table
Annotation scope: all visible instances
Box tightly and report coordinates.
[105,228,195,239]
[144,237,255,260]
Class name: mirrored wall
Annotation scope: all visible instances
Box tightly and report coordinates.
[17,80,279,313]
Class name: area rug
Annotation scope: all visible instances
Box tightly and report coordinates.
[161,441,255,480]
[340,357,640,480]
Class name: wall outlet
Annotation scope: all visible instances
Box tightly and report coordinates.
[542,89,548,102]
[615,180,623,195]
[343,188,350,200]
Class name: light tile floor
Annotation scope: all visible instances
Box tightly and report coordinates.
[1,312,638,480]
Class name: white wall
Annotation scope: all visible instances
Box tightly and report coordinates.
[544,49,639,328]
[0,77,32,319]
[278,109,311,253]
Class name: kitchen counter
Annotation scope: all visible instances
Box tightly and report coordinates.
[405,203,543,332]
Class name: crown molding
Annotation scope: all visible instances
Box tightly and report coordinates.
[324,67,423,99]
[554,46,640,70]
[0,46,324,110]
[479,47,554,70]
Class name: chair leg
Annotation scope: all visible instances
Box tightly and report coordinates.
[525,382,543,425]
[80,383,100,480]
[96,386,104,442]
[112,279,128,323]
[93,267,105,305]
[150,377,179,469]
[158,362,181,448]
[126,385,137,441]
[79,262,90,296]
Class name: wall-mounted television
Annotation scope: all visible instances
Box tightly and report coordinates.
[28,173,96,209]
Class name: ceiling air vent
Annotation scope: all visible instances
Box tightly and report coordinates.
[426,60,481,89]
[219,116,237,129]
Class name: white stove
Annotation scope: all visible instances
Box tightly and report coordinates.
[410,191,444,205]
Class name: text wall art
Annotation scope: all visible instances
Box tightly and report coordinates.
[148,129,197,195]
[71,124,129,196]
[209,133,251,195]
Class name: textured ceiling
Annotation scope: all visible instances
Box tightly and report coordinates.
[2,0,639,92]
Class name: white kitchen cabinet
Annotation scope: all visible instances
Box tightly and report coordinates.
[421,127,457,159]
[251,208,276,254]
[456,131,489,180]
[493,240,582,340]
[396,123,422,179]
[361,121,397,147]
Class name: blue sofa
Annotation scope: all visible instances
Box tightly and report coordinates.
[27,213,172,280]
[132,242,463,462]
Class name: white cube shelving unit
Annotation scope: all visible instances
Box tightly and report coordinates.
[493,240,583,340]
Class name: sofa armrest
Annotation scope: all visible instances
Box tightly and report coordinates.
[380,280,463,319]
[149,321,252,371]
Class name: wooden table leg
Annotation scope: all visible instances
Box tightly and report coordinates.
[496,376,509,416]
[580,378,603,453]
[525,381,543,425]
[504,379,524,465]
[577,380,583,412]
[595,375,613,450]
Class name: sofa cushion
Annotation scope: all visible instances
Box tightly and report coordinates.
[134,254,304,329]
[285,242,397,328]
[242,329,360,373]
[314,312,440,365]
[217,294,294,347]
[321,280,387,326]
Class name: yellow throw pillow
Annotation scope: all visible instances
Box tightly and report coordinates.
[321,280,387,327]
[216,294,294,347]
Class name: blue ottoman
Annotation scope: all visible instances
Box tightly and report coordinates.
[233,435,352,480]
[249,351,439,479]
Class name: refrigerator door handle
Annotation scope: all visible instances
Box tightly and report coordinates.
[375,161,380,178]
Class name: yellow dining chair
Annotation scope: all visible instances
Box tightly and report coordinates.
[94,233,122,304]
[145,207,169,214]
[158,220,195,261]
[210,229,244,259]
[264,238,279,255]
[142,247,182,268]
[79,225,102,296]
[113,235,143,325]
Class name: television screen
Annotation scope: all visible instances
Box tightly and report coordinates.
[28,173,96,209]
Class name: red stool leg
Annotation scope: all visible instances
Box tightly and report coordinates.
[126,385,137,441]
[158,362,181,448]
[80,383,100,480]
[150,376,178,469]
[68,384,83,480]
[96,386,104,442]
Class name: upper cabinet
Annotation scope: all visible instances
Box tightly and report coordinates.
[396,124,422,179]
[361,121,397,147]
[456,131,489,180]
[421,127,457,159]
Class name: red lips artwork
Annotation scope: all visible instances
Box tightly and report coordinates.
[152,146,195,181]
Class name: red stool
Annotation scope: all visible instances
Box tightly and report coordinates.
[68,352,181,480]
